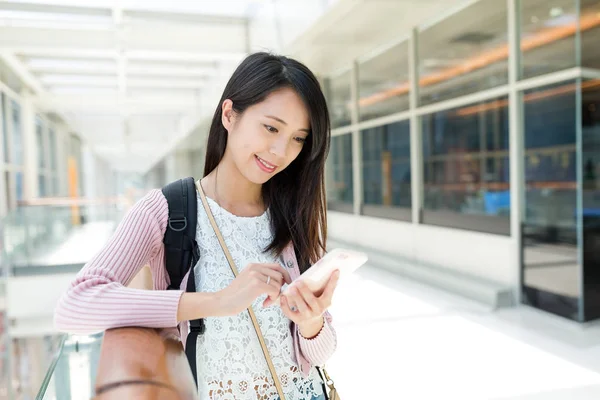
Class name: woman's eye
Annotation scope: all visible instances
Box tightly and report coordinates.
[264,125,278,133]
[294,137,307,144]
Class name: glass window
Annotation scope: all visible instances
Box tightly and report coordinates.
[1,93,8,163]
[11,101,22,166]
[521,80,578,320]
[418,0,508,106]
[15,171,23,202]
[361,121,411,220]
[36,118,45,170]
[358,41,409,121]
[48,128,57,172]
[327,134,353,211]
[38,175,46,198]
[422,96,510,233]
[581,0,600,70]
[581,78,600,321]
[520,0,578,80]
[325,70,352,129]
[53,176,60,197]
[3,172,10,211]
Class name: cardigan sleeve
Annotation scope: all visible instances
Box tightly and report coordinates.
[54,189,184,334]
[293,311,337,376]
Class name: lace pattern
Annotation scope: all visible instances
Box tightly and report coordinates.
[194,195,324,400]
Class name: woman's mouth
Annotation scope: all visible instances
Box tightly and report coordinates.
[255,155,277,173]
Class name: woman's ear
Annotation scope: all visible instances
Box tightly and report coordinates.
[221,99,235,132]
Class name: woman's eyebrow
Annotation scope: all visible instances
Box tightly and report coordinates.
[265,115,310,133]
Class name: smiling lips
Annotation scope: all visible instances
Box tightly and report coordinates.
[255,155,277,173]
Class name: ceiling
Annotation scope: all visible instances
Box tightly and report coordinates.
[5,0,595,174]
[0,0,336,172]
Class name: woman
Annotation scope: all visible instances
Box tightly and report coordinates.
[55,52,338,400]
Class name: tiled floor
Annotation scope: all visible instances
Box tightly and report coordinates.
[328,265,600,400]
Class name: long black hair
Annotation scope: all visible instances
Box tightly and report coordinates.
[203,52,330,272]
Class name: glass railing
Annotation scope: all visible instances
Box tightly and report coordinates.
[2,199,126,271]
[36,328,198,400]
[37,333,103,400]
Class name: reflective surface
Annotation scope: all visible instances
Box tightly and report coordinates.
[581,0,600,69]
[418,0,508,106]
[38,334,103,400]
[36,117,45,170]
[327,134,353,211]
[582,79,600,321]
[1,94,7,163]
[521,80,579,320]
[361,121,411,220]
[325,71,352,129]
[2,203,122,270]
[10,101,21,166]
[422,96,510,231]
[358,41,409,121]
[520,0,578,79]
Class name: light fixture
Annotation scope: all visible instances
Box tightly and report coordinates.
[549,7,563,18]
[28,58,116,73]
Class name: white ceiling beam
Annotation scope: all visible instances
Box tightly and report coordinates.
[128,79,205,89]
[30,66,116,75]
[0,51,48,98]
[11,47,117,59]
[126,50,247,63]
[41,75,117,85]
[0,2,247,26]
[0,2,111,17]
[10,47,246,63]
[127,65,215,77]
[124,9,247,26]
[41,95,198,113]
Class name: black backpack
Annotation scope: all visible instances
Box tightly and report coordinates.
[161,177,203,384]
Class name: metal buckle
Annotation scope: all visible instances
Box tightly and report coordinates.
[168,217,187,232]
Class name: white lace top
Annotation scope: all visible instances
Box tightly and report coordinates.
[193,195,325,400]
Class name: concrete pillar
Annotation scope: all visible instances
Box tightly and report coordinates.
[21,89,37,200]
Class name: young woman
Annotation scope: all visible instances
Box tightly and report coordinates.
[55,52,338,400]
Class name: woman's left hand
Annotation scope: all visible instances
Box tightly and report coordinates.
[279,270,340,338]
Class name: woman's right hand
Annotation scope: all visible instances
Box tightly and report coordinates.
[218,263,292,315]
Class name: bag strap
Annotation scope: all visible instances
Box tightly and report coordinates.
[162,177,198,290]
[195,180,287,400]
[161,177,204,385]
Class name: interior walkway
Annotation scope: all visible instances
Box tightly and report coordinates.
[329,265,600,399]
[24,223,600,399]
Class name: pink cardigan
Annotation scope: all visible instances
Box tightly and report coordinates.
[54,189,337,376]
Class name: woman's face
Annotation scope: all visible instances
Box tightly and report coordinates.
[222,87,310,184]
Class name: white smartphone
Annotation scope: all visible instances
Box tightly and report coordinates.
[282,248,368,296]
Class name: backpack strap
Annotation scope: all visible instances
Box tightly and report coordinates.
[161,177,204,385]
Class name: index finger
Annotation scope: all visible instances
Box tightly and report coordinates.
[320,269,340,300]
[263,263,292,284]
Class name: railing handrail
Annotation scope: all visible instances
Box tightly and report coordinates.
[35,334,67,400]
[93,327,198,399]
[17,196,130,207]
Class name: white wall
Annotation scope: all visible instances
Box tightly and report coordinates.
[328,212,515,287]
[7,273,75,337]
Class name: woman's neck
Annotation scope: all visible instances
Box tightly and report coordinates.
[202,158,265,217]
